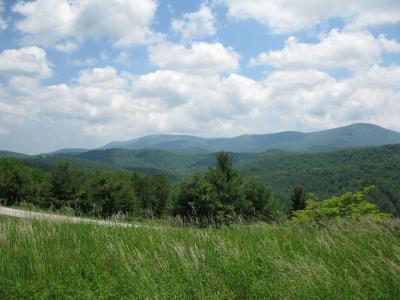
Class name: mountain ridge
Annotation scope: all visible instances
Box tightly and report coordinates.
[100,123,400,153]
[1,123,400,156]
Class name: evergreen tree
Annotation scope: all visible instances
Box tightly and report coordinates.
[290,186,306,212]
[48,162,79,209]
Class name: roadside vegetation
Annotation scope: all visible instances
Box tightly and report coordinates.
[0,217,399,299]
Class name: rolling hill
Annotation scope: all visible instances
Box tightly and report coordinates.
[100,123,400,153]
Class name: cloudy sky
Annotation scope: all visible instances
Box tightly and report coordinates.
[0,0,399,154]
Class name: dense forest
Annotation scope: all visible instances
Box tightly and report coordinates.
[2,144,399,217]
[0,153,283,223]
[239,145,400,215]
[1,145,398,222]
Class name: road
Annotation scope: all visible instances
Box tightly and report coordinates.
[0,206,142,228]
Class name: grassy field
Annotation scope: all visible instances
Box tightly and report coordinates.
[0,217,399,299]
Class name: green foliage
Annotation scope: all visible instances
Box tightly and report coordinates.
[19,144,400,216]
[0,159,32,206]
[173,152,273,224]
[85,171,137,218]
[131,172,170,217]
[1,144,398,223]
[0,158,171,219]
[293,186,391,222]
[290,185,306,214]
[239,144,400,216]
[48,162,80,209]
[238,177,272,216]
[173,173,221,222]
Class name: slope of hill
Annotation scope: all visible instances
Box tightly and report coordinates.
[238,144,400,215]
[74,148,261,178]
[21,154,111,172]
[0,150,27,158]
[47,148,89,155]
[100,123,400,153]
[52,144,400,215]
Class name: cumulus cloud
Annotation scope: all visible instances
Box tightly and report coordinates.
[217,0,400,32]
[171,6,216,42]
[148,42,240,75]
[0,47,53,79]
[250,30,400,73]
[1,62,400,146]
[133,70,261,117]
[76,66,130,89]
[12,0,162,48]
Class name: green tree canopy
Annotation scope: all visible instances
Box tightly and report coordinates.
[0,158,32,206]
[173,152,273,225]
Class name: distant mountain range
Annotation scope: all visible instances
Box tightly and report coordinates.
[1,123,400,158]
[100,123,400,153]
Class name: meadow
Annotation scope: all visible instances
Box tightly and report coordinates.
[1,217,399,299]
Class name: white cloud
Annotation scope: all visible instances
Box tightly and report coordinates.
[171,6,216,42]
[148,42,240,75]
[0,0,7,31]
[218,0,400,32]
[76,66,130,90]
[12,0,163,48]
[0,47,53,79]
[55,41,79,53]
[1,63,400,146]
[250,30,400,73]
[258,67,400,131]
[8,76,41,94]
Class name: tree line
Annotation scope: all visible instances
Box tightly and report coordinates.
[0,153,284,221]
[0,152,387,224]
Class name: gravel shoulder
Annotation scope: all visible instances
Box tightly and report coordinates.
[0,206,140,228]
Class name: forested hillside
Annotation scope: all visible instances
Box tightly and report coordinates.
[1,144,400,216]
[238,145,400,215]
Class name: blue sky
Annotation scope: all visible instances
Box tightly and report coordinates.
[0,0,399,154]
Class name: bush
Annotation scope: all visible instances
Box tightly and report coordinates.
[293,186,391,222]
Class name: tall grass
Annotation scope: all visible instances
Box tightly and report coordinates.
[0,217,399,299]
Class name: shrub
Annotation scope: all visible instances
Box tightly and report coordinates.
[293,186,391,222]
